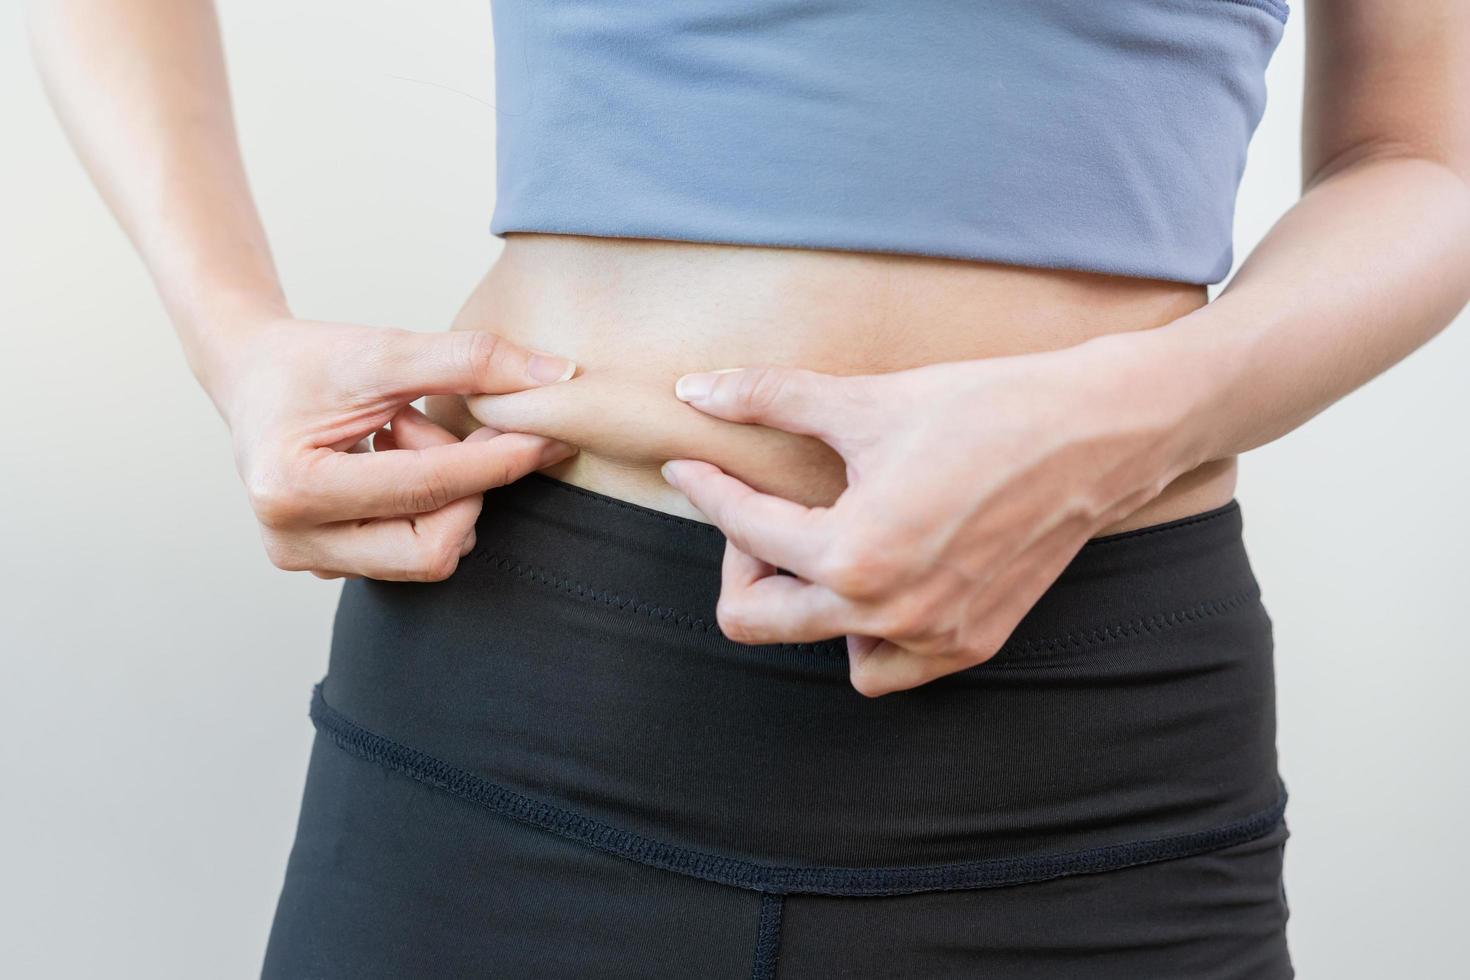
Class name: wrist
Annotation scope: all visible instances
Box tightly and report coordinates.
[171,276,286,390]
[173,287,290,415]
[1075,310,1251,474]
[145,227,290,410]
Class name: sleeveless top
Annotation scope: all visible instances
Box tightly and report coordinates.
[487,0,1288,285]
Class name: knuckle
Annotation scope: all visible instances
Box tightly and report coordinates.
[872,594,933,639]
[247,471,306,528]
[461,330,506,379]
[820,539,899,599]
[740,367,787,414]
[961,627,1006,665]
[715,598,758,643]
[408,539,462,583]
[486,453,519,489]
[397,468,456,515]
[734,367,789,418]
[848,663,889,699]
[262,534,308,572]
[968,644,1003,667]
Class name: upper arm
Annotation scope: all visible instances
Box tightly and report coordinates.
[1303,0,1470,188]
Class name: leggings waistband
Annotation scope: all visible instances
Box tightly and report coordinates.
[318,474,1285,886]
[456,474,1265,665]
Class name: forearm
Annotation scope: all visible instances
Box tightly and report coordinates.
[1133,153,1470,465]
[28,0,285,400]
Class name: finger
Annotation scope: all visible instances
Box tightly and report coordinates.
[321,429,579,520]
[387,409,511,560]
[722,537,775,589]
[356,404,452,455]
[293,516,474,583]
[373,426,402,455]
[408,491,484,562]
[846,639,975,698]
[716,539,855,643]
[386,407,491,550]
[380,403,490,543]
[715,563,859,644]
[288,431,577,525]
[388,403,459,450]
[265,402,491,575]
[423,393,485,439]
[673,365,849,440]
[661,459,830,579]
[376,328,577,399]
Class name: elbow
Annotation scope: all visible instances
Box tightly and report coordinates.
[1303,136,1470,197]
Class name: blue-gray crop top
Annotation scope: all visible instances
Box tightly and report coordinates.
[487,0,1288,285]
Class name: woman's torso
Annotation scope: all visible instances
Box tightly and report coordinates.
[432,233,1237,535]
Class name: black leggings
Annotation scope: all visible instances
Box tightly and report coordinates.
[262,474,1293,979]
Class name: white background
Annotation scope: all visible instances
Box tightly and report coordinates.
[2,2,1467,977]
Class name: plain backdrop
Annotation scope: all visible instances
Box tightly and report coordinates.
[2,2,1467,977]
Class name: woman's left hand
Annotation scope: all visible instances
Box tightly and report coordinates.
[660,331,1210,696]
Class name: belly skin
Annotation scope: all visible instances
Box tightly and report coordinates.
[427,233,1236,531]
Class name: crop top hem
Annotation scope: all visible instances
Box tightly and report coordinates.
[489,222,1218,288]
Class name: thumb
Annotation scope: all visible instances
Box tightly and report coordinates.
[385,404,459,450]
[673,365,848,439]
[376,328,577,399]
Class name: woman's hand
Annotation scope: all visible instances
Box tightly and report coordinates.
[660,332,1208,696]
[31,0,581,583]
[216,316,578,581]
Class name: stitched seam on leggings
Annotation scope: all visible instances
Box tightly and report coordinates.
[464,550,1259,662]
[990,589,1262,668]
[467,550,843,653]
[308,683,1289,897]
[751,893,784,980]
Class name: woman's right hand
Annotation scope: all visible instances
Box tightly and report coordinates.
[28,2,576,581]
[213,316,578,581]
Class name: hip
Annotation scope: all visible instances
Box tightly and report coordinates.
[315,471,1286,875]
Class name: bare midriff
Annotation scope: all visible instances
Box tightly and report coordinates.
[428,233,1237,536]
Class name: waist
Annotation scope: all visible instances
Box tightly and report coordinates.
[432,233,1236,532]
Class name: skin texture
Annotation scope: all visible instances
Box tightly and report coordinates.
[29,1,1470,693]
[427,235,1228,524]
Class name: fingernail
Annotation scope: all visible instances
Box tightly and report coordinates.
[674,374,713,402]
[660,460,684,486]
[675,367,744,401]
[527,353,577,385]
